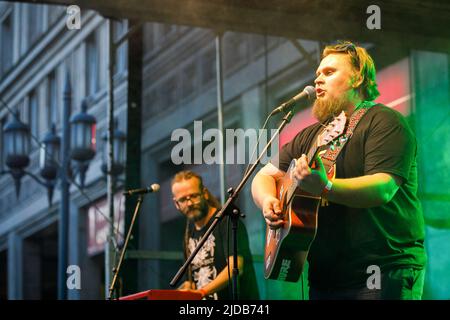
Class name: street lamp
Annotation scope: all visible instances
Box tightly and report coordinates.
[101,119,126,178]
[40,124,61,181]
[1,72,124,300]
[2,112,56,204]
[39,124,61,205]
[1,100,98,206]
[70,99,97,188]
[3,112,31,197]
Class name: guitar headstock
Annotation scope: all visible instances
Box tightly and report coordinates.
[317,111,347,147]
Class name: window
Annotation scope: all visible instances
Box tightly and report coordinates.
[48,72,58,128]
[158,23,176,42]
[27,4,44,48]
[0,117,6,170]
[48,5,65,27]
[114,20,128,75]
[86,32,99,96]
[223,33,248,73]
[165,76,179,108]
[181,62,197,99]
[0,13,13,76]
[28,90,39,147]
[249,34,265,58]
[143,23,155,53]
[201,49,215,87]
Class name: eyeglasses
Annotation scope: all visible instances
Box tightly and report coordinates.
[175,192,202,206]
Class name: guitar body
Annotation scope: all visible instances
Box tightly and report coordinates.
[264,159,321,282]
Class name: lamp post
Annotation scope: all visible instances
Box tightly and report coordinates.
[57,73,97,300]
[1,71,98,300]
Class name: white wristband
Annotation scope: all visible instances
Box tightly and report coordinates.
[322,180,333,195]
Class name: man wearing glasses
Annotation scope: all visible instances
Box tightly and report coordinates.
[252,41,426,299]
[172,170,259,300]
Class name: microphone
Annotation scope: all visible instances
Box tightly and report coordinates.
[270,86,316,115]
[123,183,160,196]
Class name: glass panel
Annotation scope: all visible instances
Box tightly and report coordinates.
[113,138,120,165]
[70,124,76,148]
[90,123,96,151]
[114,139,125,165]
[83,123,89,149]
[14,132,23,155]
[77,124,82,149]
[39,144,48,169]
[4,131,13,156]
[24,131,30,155]
[52,143,60,164]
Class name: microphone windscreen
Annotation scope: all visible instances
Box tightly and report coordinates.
[151,183,161,192]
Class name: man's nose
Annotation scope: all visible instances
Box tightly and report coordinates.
[314,75,324,85]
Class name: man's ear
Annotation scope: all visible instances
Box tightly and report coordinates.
[351,73,364,88]
[173,198,180,210]
[203,188,209,200]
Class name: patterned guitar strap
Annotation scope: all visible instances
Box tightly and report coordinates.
[319,101,375,206]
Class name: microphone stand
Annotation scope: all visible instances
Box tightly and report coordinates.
[170,110,295,300]
[108,194,144,300]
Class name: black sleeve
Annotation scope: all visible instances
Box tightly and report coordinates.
[364,108,416,181]
[271,123,322,172]
[275,138,298,173]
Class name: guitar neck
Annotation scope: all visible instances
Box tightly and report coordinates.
[307,141,321,168]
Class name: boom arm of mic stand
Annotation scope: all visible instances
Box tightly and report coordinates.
[169,110,294,295]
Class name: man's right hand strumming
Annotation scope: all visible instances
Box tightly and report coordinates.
[262,196,284,229]
[251,163,287,230]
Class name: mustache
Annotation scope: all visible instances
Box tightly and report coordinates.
[187,204,202,211]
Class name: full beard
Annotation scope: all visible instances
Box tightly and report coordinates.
[186,202,209,222]
[312,95,351,123]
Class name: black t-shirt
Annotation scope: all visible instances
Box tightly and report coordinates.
[274,104,426,290]
[185,212,260,300]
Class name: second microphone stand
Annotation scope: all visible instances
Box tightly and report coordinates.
[108,194,144,300]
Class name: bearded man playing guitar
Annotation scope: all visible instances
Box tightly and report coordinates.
[251,41,426,300]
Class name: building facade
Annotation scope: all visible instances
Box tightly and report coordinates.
[0,2,128,299]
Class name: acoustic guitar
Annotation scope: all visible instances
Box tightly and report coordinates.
[264,111,347,282]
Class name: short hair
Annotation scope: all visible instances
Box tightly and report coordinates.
[171,170,204,190]
[322,41,380,101]
[171,170,221,209]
